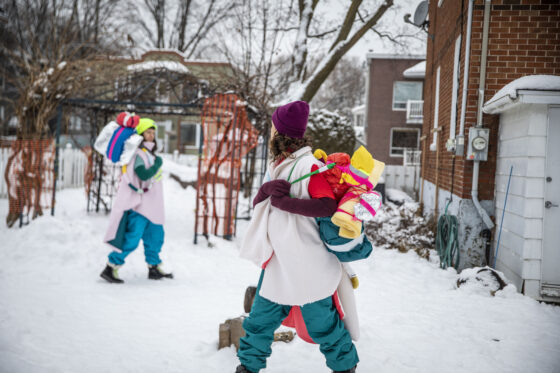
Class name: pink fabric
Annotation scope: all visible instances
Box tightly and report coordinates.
[103,145,164,246]
[359,198,377,218]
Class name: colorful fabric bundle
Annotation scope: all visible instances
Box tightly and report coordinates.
[314,146,385,239]
[106,126,136,163]
[93,112,143,165]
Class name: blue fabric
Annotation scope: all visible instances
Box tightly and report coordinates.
[317,217,373,262]
[106,126,135,163]
[238,271,358,372]
[108,210,164,266]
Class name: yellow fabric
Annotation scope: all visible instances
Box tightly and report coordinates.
[341,146,374,185]
[136,118,157,135]
[121,165,127,174]
[368,158,385,189]
[350,276,359,289]
[313,148,328,163]
[331,186,366,239]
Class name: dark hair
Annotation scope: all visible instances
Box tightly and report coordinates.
[269,132,312,162]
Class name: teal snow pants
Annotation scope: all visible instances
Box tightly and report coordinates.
[108,210,164,266]
[237,271,359,372]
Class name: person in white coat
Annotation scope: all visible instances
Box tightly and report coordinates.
[236,101,359,373]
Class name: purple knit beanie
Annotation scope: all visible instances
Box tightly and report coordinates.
[271,101,309,139]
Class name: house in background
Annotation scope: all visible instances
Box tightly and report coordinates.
[62,50,234,154]
[362,54,425,166]
[419,0,560,301]
[355,54,425,195]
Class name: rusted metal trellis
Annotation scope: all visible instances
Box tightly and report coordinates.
[194,93,259,243]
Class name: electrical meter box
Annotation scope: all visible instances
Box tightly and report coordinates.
[467,127,490,161]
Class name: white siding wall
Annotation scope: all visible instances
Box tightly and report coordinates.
[493,103,548,297]
[383,165,420,195]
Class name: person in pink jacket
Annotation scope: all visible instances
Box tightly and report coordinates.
[100,118,173,283]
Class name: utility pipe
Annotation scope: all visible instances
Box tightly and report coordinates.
[457,0,474,149]
[472,0,495,230]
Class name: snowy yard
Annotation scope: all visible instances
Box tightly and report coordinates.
[1,169,559,373]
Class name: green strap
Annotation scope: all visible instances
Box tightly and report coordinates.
[286,155,305,183]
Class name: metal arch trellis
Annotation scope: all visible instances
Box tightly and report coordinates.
[4,62,213,227]
[53,97,203,216]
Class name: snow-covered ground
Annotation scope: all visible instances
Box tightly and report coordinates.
[1,167,560,373]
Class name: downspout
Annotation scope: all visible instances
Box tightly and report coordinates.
[456,0,474,152]
[472,0,495,229]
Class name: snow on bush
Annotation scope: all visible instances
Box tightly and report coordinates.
[365,196,436,260]
[306,109,357,155]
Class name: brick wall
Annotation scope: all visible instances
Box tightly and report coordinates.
[422,0,560,202]
[366,57,424,165]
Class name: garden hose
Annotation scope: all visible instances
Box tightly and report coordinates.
[436,201,459,269]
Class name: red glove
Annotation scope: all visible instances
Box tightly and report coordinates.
[253,180,291,207]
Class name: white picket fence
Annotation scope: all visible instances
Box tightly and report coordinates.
[0,144,88,198]
[383,164,421,195]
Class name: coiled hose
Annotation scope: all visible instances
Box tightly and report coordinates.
[436,202,459,269]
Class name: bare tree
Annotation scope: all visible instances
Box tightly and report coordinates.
[1,0,125,226]
[287,0,394,103]
[133,0,236,59]
[312,55,366,116]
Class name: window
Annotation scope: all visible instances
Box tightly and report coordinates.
[181,123,200,149]
[392,81,423,110]
[390,128,420,156]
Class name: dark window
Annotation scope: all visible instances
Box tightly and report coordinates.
[391,128,419,156]
[181,123,199,148]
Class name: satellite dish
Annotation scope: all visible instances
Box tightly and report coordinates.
[413,1,429,27]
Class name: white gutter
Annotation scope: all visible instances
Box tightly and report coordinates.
[472,0,494,230]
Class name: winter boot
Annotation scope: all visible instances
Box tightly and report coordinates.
[235,365,255,373]
[148,264,174,280]
[100,264,124,284]
[333,366,357,373]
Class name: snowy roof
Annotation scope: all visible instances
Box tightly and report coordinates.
[483,75,560,114]
[351,104,366,114]
[127,60,190,74]
[403,61,426,78]
[366,53,425,60]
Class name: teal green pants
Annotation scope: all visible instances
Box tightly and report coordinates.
[237,272,358,372]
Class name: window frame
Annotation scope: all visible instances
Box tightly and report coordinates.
[390,127,421,157]
[180,122,201,150]
[392,81,423,111]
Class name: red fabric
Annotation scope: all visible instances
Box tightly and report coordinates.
[332,290,345,320]
[322,153,352,201]
[281,306,315,344]
[280,292,346,345]
[261,253,274,269]
[308,165,335,199]
[116,112,140,128]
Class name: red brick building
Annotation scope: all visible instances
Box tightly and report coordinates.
[363,54,425,166]
[421,0,560,299]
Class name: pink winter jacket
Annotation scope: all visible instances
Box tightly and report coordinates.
[103,142,165,247]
